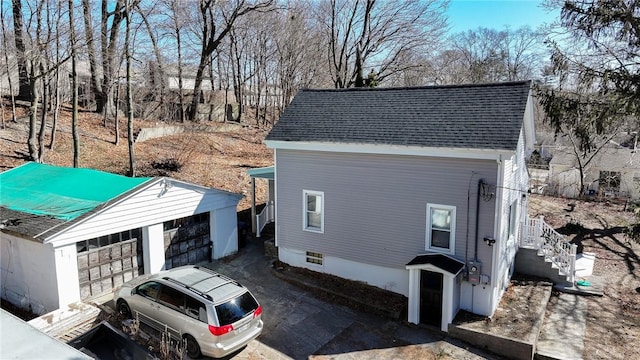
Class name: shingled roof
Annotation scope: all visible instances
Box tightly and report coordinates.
[266,81,532,151]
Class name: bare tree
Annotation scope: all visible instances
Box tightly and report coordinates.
[1,5,17,127]
[273,5,326,109]
[319,0,448,88]
[187,0,273,121]
[11,0,30,99]
[49,0,65,150]
[124,0,135,176]
[69,0,80,167]
[82,0,101,112]
[168,0,187,122]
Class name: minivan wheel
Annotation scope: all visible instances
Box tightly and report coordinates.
[117,300,132,319]
[184,334,201,359]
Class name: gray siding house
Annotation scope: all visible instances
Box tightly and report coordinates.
[264,81,535,331]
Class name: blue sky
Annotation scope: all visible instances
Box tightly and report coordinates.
[447,0,560,33]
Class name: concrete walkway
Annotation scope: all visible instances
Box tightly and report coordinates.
[536,293,588,360]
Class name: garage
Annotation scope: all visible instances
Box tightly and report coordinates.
[76,229,144,300]
[163,213,211,269]
[1,162,242,314]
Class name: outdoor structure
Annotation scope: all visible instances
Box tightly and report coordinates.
[0,162,242,314]
[247,166,275,237]
[263,81,539,331]
[548,146,639,199]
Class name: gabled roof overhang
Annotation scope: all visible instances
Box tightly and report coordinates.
[405,253,465,275]
[264,140,514,161]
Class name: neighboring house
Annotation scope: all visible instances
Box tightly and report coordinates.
[0,162,242,314]
[548,147,639,199]
[263,81,536,331]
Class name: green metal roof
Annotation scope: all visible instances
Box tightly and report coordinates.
[247,166,274,180]
[0,162,152,221]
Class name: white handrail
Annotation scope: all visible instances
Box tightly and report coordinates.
[520,215,577,284]
[256,201,275,238]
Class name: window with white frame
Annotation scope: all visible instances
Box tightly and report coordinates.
[508,200,518,239]
[303,190,324,233]
[426,204,456,254]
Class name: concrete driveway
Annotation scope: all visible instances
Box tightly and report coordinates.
[203,238,499,360]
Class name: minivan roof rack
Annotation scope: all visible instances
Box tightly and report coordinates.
[163,277,214,302]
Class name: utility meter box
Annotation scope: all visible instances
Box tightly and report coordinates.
[467,261,482,285]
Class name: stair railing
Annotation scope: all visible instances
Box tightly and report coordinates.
[256,200,275,238]
[520,215,577,284]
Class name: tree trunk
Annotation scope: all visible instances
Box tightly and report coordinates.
[49,0,63,150]
[11,0,31,99]
[82,0,102,110]
[0,5,17,125]
[98,0,125,118]
[125,0,135,177]
[115,81,120,145]
[188,56,208,122]
[69,0,80,167]
[37,63,48,163]
[27,61,39,161]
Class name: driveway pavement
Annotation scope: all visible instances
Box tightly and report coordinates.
[202,237,500,360]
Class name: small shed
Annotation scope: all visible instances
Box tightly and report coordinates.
[0,162,242,314]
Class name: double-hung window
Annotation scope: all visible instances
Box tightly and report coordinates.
[426,204,456,254]
[303,190,324,233]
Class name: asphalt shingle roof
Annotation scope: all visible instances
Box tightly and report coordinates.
[266,81,531,151]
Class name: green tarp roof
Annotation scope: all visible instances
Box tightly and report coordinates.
[0,162,152,221]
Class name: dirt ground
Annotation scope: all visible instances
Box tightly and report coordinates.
[2,105,639,358]
[528,195,639,360]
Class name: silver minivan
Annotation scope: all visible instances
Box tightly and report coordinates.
[114,265,263,358]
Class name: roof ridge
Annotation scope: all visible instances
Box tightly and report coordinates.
[299,80,531,93]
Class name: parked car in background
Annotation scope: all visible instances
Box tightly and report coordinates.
[114,265,263,358]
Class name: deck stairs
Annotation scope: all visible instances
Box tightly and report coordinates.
[517,215,603,296]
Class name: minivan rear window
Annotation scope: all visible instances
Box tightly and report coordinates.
[215,292,259,326]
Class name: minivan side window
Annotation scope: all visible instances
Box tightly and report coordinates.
[215,291,259,326]
[157,285,186,311]
[137,281,161,300]
[185,296,208,323]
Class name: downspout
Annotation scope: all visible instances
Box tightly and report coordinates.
[475,179,485,261]
[465,172,478,272]
[489,156,505,314]
[471,178,484,314]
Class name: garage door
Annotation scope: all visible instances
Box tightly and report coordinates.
[77,229,143,300]
[163,213,211,269]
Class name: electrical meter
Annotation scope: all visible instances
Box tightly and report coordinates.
[467,261,481,285]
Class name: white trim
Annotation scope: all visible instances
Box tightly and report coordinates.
[406,267,457,332]
[274,150,279,247]
[42,178,241,245]
[425,204,456,255]
[264,140,513,160]
[303,190,324,233]
[489,157,505,313]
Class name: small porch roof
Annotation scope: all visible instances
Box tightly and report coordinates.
[406,254,465,275]
[247,166,274,180]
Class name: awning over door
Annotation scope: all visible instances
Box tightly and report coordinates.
[405,253,466,332]
[247,166,274,180]
[406,254,465,275]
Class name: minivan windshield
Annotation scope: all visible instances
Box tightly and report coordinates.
[215,292,259,326]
